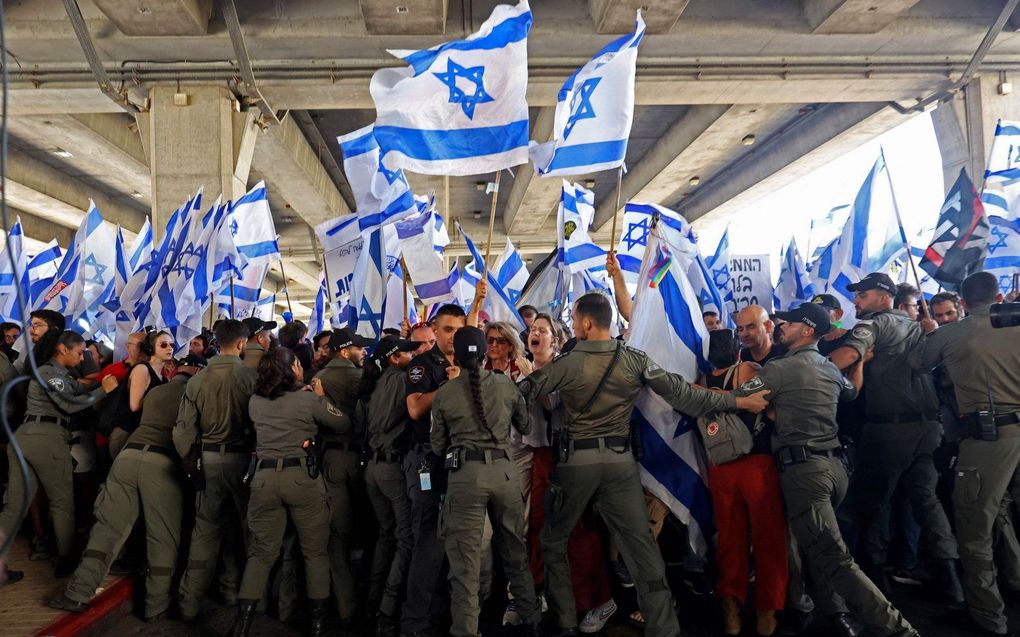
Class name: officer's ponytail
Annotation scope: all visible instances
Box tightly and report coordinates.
[453,327,489,431]
[359,354,384,400]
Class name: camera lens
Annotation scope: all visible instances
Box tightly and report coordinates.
[990,303,1020,329]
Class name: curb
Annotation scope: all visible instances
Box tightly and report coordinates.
[32,576,133,637]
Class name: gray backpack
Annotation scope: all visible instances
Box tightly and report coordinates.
[697,365,758,465]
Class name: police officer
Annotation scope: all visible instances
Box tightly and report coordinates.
[241,318,276,370]
[231,347,348,637]
[362,334,420,633]
[313,327,371,624]
[0,330,118,577]
[911,271,1020,636]
[173,319,257,620]
[401,304,466,637]
[828,272,962,601]
[734,303,918,637]
[517,292,767,637]
[48,355,207,620]
[431,327,539,637]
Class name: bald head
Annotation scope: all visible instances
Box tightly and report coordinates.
[734,305,774,352]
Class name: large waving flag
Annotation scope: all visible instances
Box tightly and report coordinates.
[981,120,1020,222]
[349,227,388,339]
[339,125,417,233]
[456,220,525,330]
[984,215,1020,296]
[626,219,713,556]
[228,181,280,266]
[494,238,530,305]
[614,202,687,284]
[0,218,29,322]
[530,12,645,177]
[216,263,269,319]
[517,250,567,318]
[558,182,606,274]
[706,226,735,313]
[773,238,816,311]
[370,0,532,175]
[26,241,62,308]
[395,210,456,305]
[920,168,989,290]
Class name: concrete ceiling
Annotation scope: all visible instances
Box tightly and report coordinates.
[2,0,1016,317]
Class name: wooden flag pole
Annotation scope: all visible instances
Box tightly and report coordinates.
[483,170,502,276]
[610,166,623,252]
[229,276,236,319]
[401,256,410,325]
[208,293,215,330]
[278,258,294,315]
[882,148,931,319]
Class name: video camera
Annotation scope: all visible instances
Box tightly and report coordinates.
[991,302,1020,329]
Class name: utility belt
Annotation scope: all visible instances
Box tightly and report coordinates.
[443,447,509,470]
[201,442,253,454]
[961,411,1020,442]
[123,442,175,459]
[774,445,843,472]
[324,440,359,453]
[868,412,938,424]
[555,433,635,464]
[367,451,403,464]
[23,414,70,429]
[255,456,309,471]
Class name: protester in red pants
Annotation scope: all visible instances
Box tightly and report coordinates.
[705,351,788,636]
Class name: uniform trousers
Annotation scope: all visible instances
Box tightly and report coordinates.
[322,448,360,619]
[400,447,448,634]
[442,456,538,637]
[178,449,250,617]
[543,446,678,637]
[852,419,958,566]
[365,457,413,618]
[780,454,915,637]
[708,453,788,611]
[65,446,181,618]
[238,463,331,601]
[953,424,1020,634]
[0,421,75,555]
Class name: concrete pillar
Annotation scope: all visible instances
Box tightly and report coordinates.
[959,76,1020,190]
[136,85,259,238]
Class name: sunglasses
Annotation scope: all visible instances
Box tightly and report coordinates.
[487,337,510,346]
[158,342,174,349]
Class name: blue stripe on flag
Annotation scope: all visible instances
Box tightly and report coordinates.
[374,120,529,161]
[327,215,359,237]
[238,240,281,260]
[540,140,628,174]
[339,130,379,158]
[982,192,1009,211]
[565,243,606,265]
[995,122,1020,136]
[232,285,262,303]
[359,190,417,232]
[233,185,268,207]
[414,278,454,301]
[401,11,532,75]
[659,271,709,373]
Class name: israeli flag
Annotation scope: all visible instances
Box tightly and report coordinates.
[981,120,1020,221]
[307,274,330,336]
[455,221,525,330]
[370,0,532,176]
[706,227,736,312]
[339,125,418,233]
[517,251,568,318]
[773,238,816,311]
[627,221,713,556]
[614,202,688,284]
[0,218,29,322]
[558,182,606,274]
[216,263,269,319]
[531,12,645,177]
[228,181,280,266]
[395,210,456,305]
[984,215,1020,296]
[494,238,530,305]
[131,193,199,330]
[350,226,389,339]
[384,262,420,330]
[25,241,61,309]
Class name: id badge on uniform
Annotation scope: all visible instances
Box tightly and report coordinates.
[419,470,432,491]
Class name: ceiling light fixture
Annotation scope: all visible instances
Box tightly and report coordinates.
[689,176,701,186]
[53,149,73,158]
[741,134,756,146]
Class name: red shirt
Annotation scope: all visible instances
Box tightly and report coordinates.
[98,359,131,383]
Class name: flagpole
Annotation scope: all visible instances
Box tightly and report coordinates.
[400,256,410,325]
[277,258,294,315]
[321,249,336,326]
[482,170,502,276]
[881,146,931,319]
[229,276,236,319]
[609,166,623,252]
[208,293,214,330]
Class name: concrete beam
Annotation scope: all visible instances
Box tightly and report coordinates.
[251,112,351,228]
[804,0,922,34]
[931,100,970,195]
[10,208,76,248]
[289,110,357,212]
[502,108,560,236]
[684,103,910,230]
[360,1,448,35]
[4,148,147,233]
[590,0,689,34]
[91,0,212,36]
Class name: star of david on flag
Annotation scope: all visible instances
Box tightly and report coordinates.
[339,124,417,234]
[370,0,532,175]
[531,12,645,177]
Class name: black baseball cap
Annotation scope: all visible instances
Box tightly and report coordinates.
[241,317,277,337]
[375,334,421,359]
[453,326,487,365]
[810,293,842,311]
[846,272,897,296]
[177,354,208,372]
[329,328,373,351]
[774,302,832,336]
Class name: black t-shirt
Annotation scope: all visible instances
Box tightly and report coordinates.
[738,342,787,367]
[405,344,451,450]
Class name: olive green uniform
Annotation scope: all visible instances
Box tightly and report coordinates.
[313,357,363,620]
[0,361,107,556]
[242,343,266,370]
[734,343,916,637]
[518,340,734,637]
[172,355,257,617]
[63,374,189,618]
[237,390,346,603]
[361,365,414,617]
[840,310,958,568]
[911,303,1020,634]
[431,369,537,637]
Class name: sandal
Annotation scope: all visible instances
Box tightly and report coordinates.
[627,610,646,628]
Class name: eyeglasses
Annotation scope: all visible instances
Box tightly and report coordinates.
[158,342,174,349]
[487,337,510,346]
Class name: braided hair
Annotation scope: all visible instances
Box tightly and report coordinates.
[454,327,489,432]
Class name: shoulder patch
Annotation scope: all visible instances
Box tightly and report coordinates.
[326,403,344,418]
[551,351,571,362]
[47,377,66,392]
[408,365,425,384]
[851,324,873,339]
[624,344,646,356]
[706,422,720,437]
[739,376,765,392]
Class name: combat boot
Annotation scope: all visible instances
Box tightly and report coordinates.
[230,600,258,637]
[310,599,329,637]
[937,559,965,607]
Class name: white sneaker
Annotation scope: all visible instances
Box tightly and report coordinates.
[540,592,548,613]
[579,599,618,633]
[503,597,522,626]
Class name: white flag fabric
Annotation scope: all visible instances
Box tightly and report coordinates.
[216,263,269,319]
[0,218,29,322]
[980,120,1020,296]
[706,227,736,313]
[773,238,816,311]
[228,181,280,266]
[26,241,62,308]
[558,181,606,274]
[614,202,688,284]
[395,211,456,305]
[984,216,1020,296]
[494,238,530,305]
[530,12,645,177]
[456,221,525,330]
[370,1,532,176]
[626,221,713,556]
[349,226,391,339]
[384,262,419,331]
[338,125,417,233]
